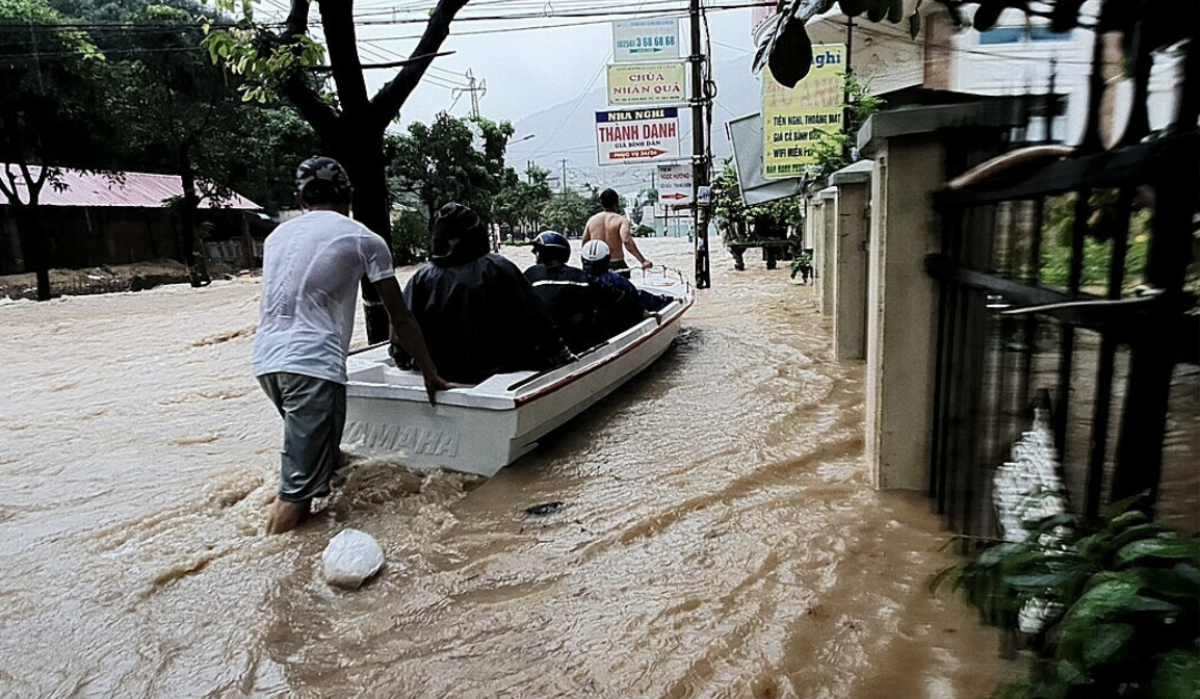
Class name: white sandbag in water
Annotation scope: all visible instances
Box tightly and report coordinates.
[321,529,384,589]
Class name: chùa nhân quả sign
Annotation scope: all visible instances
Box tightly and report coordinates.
[606,62,686,106]
[595,108,681,166]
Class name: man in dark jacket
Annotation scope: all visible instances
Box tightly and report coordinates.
[393,203,573,384]
[524,231,597,353]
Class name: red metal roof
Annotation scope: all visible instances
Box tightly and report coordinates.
[2,165,261,210]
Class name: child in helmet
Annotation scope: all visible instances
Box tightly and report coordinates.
[580,240,672,340]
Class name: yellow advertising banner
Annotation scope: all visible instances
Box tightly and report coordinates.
[762,45,846,180]
[607,62,686,106]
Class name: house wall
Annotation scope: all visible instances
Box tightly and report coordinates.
[0,206,263,274]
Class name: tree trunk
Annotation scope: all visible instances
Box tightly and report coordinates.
[178,142,210,287]
[339,128,392,343]
[239,213,256,269]
[15,205,51,301]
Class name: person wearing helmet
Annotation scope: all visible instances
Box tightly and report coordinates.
[580,239,672,339]
[393,203,574,384]
[253,156,450,535]
[524,231,596,352]
[582,188,652,277]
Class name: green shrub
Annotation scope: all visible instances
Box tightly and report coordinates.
[933,496,1200,699]
[391,211,430,266]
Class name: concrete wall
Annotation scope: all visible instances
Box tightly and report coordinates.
[832,180,870,361]
[809,195,825,292]
[818,189,837,316]
[862,135,945,490]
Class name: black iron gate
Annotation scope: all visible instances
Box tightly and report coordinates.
[927,12,1199,540]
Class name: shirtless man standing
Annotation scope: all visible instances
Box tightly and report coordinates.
[582,188,652,277]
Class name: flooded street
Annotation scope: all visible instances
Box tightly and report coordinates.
[0,237,1009,698]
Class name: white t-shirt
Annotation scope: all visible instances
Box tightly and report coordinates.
[251,210,395,384]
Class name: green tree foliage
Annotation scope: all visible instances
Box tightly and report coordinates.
[933,496,1200,699]
[204,0,474,341]
[49,0,317,216]
[0,0,117,299]
[493,164,553,238]
[809,74,883,179]
[390,208,429,267]
[712,160,804,247]
[1037,194,1151,291]
[541,189,600,238]
[386,113,516,223]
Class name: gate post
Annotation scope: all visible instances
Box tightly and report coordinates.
[829,161,873,361]
[858,102,1024,490]
[817,187,838,316]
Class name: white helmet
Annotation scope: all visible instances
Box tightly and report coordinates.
[581,239,610,262]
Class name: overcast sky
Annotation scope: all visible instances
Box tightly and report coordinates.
[266,2,765,163]
[348,4,761,129]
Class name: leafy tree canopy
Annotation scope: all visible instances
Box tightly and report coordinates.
[541,188,600,238]
[386,113,517,222]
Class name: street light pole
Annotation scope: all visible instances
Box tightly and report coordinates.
[688,0,711,288]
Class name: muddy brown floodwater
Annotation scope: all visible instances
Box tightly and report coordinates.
[0,238,1012,698]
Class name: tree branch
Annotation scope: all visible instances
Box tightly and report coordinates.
[281,72,340,138]
[317,0,370,114]
[0,164,18,205]
[285,0,310,37]
[276,0,340,138]
[369,0,470,131]
[19,160,46,202]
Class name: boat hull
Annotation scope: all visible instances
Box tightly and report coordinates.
[341,270,693,477]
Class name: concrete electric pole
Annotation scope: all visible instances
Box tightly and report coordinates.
[688,0,711,288]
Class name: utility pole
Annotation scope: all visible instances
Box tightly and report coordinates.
[843,16,854,158]
[559,158,569,194]
[688,0,711,288]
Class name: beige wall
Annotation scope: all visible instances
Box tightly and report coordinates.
[865,135,945,490]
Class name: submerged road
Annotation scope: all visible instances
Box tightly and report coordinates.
[0,237,1008,698]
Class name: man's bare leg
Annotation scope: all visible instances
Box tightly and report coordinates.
[266,498,311,535]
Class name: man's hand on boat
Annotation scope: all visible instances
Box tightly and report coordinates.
[640,259,654,270]
[375,277,452,405]
[423,373,458,405]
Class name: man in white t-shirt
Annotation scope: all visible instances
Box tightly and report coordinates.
[252,156,449,535]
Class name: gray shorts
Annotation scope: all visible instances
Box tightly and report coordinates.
[257,372,347,503]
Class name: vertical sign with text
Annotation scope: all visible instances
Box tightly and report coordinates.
[762,45,846,180]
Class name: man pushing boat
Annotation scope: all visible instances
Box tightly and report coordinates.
[252,156,449,535]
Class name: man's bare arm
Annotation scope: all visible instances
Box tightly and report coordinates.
[620,217,652,269]
[373,276,450,404]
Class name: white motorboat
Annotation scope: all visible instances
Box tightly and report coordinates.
[341,267,695,477]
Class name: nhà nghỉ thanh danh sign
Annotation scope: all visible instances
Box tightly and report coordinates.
[612,18,679,63]
[607,62,686,106]
[595,108,681,166]
[762,45,845,180]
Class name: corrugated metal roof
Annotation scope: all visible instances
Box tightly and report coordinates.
[1,164,261,210]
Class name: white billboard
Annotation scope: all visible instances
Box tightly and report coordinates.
[613,18,680,63]
[657,163,693,205]
[606,62,686,106]
[595,108,681,166]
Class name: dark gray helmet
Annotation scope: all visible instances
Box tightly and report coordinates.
[532,231,570,264]
[295,156,352,203]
